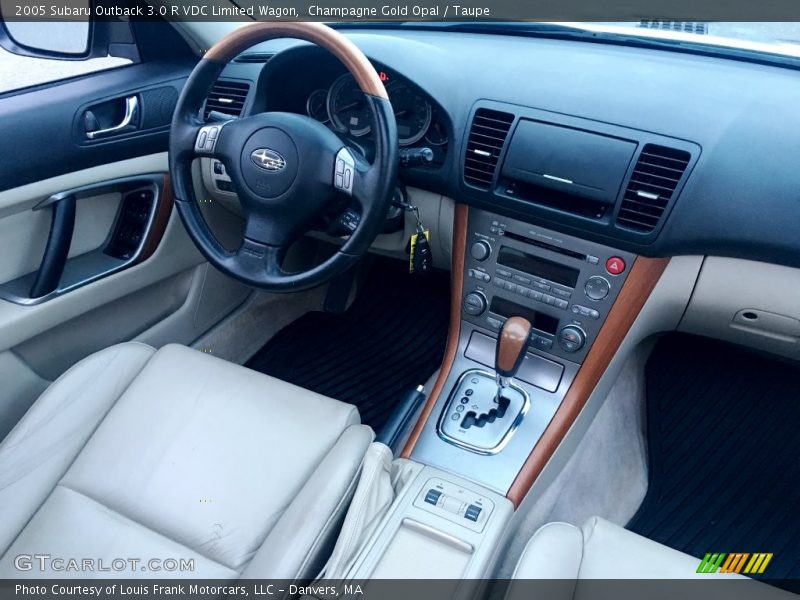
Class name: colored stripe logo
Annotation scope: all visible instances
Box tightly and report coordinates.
[697,553,773,574]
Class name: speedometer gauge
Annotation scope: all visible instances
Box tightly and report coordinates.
[387,81,432,146]
[328,74,371,137]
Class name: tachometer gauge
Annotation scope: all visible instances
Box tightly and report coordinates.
[328,74,372,137]
[306,89,330,123]
[387,81,432,146]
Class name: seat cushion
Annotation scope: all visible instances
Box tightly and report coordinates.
[514,517,749,580]
[510,517,795,599]
[0,343,372,578]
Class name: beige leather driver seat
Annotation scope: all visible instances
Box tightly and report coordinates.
[0,343,372,578]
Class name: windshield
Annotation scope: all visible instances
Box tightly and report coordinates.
[572,22,800,58]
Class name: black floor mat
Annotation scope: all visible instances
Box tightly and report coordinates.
[247,262,450,431]
[627,334,800,580]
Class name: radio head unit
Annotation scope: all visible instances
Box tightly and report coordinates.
[463,209,635,364]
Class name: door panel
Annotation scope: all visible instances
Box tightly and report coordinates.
[0,63,189,192]
[0,192,121,285]
[0,21,256,442]
[0,153,207,351]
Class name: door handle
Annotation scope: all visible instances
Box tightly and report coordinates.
[86,96,138,140]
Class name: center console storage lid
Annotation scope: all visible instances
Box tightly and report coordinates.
[501,119,637,204]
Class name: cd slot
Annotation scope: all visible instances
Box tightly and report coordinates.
[503,230,588,262]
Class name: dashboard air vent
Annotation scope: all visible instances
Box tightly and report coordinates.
[204,80,250,119]
[464,108,514,189]
[234,52,274,64]
[617,144,691,232]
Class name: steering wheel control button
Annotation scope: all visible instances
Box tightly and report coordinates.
[463,292,487,316]
[470,241,491,261]
[606,256,626,275]
[195,123,225,154]
[334,147,355,195]
[584,276,611,301]
[558,326,586,353]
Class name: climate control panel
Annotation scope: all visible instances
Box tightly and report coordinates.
[461,210,636,364]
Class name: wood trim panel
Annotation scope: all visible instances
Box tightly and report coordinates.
[204,22,388,99]
[505,256,670,507]
[137,174,174,264]
[400,203,469,458]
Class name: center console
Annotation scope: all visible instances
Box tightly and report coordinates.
[343,463,513,579]
[411,207,635,493]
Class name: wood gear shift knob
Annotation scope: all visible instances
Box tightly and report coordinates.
[495,316,532,379]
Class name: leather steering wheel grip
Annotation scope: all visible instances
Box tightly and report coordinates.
[168,22,398,292]
[204,22,388,99]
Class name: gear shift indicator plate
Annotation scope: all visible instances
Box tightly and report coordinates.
[437,369,530,455]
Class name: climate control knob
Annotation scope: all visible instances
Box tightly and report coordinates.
[470,241,492,262]
[558,326,586,353]
[463,292,488,316]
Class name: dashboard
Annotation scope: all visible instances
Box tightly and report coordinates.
[211,28,800,270]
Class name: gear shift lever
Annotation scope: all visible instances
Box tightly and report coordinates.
[495,316,532,397]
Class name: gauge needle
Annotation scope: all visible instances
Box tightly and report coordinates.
[394,109,410,118]
[335,100,363,114]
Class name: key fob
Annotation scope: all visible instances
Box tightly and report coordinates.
[410,228,433,274]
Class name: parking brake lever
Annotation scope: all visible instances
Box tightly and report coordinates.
[495,316,532,398]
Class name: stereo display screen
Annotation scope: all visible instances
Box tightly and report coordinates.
[498,246,579,288]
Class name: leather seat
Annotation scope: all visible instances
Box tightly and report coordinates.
[513,517,714,579]
[511,517,791,597]
[0,343,372,579]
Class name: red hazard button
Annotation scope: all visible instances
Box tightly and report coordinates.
[606,257,626,275]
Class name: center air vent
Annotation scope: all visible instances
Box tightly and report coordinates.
[204,80,250,119]
[464,108,514,189]
[617,144,691,233]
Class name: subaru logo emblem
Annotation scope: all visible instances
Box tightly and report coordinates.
[251,148,286,172]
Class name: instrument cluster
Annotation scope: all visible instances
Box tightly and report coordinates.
[304,70,448,149]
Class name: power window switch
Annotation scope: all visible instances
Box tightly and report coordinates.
[464,504,482,522]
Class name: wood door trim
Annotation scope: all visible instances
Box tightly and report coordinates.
[137,174,174,264]
[400,203,469,458]
[505,256,670,506]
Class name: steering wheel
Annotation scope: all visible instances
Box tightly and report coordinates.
[169,23,398,292]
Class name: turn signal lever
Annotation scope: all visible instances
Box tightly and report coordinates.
[495,316,532,398]
[399,147,434,168]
